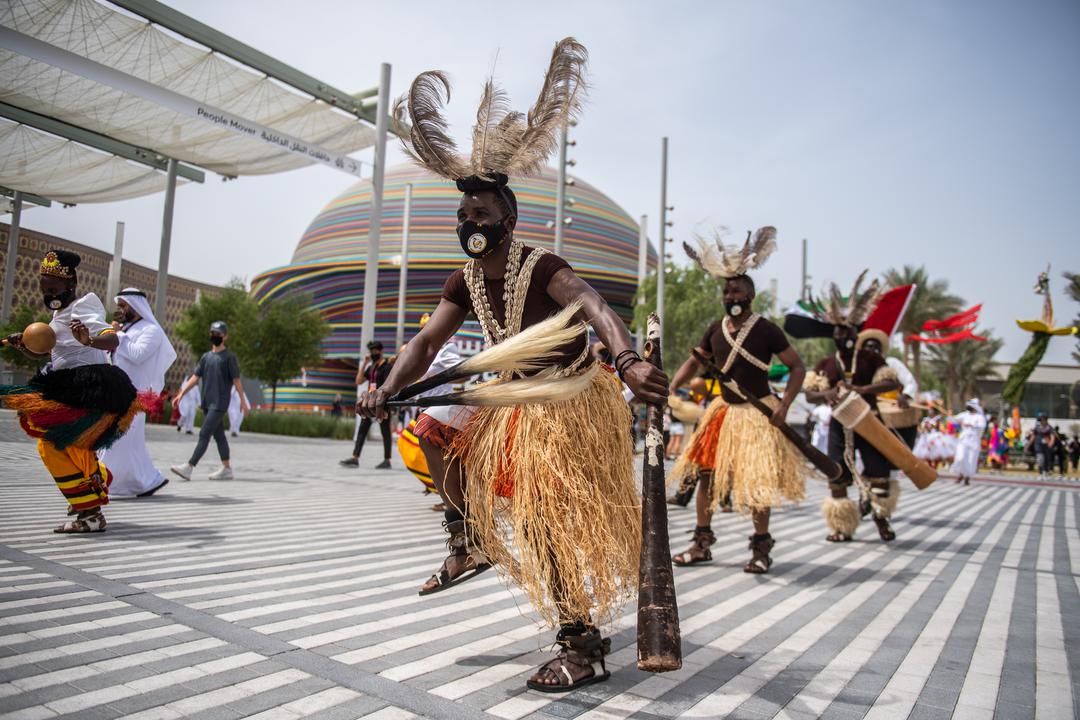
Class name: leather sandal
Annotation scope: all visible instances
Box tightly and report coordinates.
[526,628,611,693]
[873,515,896,542]
[673,529,716,566]
[743,533,774,574]
[418,520,490,596]
[54,512,106,534]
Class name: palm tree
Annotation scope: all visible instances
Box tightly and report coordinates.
[884,265,964,386]
[925,334,1004,411]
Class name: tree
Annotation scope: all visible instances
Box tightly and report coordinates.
[243,294,329,412]
[1064,271,1080,364]
[175,278,259,367]
[634,263,724,370]
[0,304,52,372]
[925,334,1003,411]
[883,265,964,386]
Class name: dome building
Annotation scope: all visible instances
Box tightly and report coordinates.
[251,163,657,409]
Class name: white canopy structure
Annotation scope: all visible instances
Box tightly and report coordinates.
[0,0,393,332]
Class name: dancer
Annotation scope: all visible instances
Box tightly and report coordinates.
[667,227,808,573]
[101,288,176,497]
[803,273,902,542]
[361,38,668,692]
[170,321,248,481]
[1,250,143,533]
[401,312,463,511]
[950,399,987,485]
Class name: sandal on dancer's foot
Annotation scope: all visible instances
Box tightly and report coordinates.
[672,528,715,567]
[825,532,852,542]
[526,628,611,693]
[873,515,896,542]
[418,520,490,596]
[54,512,106,534]
[743,533,775,574]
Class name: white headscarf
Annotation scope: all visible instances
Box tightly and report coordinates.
[116,288,177,390]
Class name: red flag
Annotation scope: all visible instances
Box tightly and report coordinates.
[922,305,982,332]
[864,285,916,336]
[905,328,987,344]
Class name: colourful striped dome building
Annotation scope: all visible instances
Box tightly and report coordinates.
[251,163,657,410]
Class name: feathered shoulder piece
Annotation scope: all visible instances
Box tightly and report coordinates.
[682,226,777,279]
[811,270,882,327]
[392,38,587,186]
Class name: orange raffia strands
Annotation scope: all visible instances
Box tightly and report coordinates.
[494,408,522,498]
[687,405,727,470]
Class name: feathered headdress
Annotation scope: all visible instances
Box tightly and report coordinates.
[682,226,777,279]
[811,270,882,327]
[392,38,588,193]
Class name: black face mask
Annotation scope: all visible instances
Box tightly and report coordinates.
[209,334,224,347]
[43,288,76,311]
[724,299,749,318]
[457,218,509,259]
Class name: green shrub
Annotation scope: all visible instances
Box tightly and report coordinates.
[235,411,355,439]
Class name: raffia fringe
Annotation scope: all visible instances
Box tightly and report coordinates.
[669,395,728,487]
[822,496,860,536]
[452,368,638,627]
[710,402,806,515]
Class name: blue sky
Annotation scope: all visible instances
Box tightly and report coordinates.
[18,0,1080,363]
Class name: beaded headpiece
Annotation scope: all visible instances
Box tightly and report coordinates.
[39,250,78,279]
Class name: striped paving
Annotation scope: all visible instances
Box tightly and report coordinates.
[0,415,1077,719]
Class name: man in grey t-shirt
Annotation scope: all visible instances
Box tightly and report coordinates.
[170,321,249,480]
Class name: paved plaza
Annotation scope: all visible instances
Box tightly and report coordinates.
[0,412,1077,719]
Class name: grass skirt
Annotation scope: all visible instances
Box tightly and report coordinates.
[710,401,806,515]
[451,368,638,627]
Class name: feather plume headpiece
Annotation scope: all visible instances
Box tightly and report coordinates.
[392,38,588,190]
[683,226,777,280]
[811,270,882,327]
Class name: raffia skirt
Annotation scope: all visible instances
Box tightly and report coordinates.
[672,395,806,515]
[450,368,638,627]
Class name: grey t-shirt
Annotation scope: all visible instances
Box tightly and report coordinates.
[195,349,241,411]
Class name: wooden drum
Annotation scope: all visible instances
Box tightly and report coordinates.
[832,391,937,489]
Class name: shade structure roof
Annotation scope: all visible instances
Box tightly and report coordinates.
[0,0,377,203]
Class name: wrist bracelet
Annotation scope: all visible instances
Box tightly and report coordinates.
[616,355,642,379]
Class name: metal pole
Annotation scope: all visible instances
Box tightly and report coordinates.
[360,62,391,354]
[155,159,177,323]
[636,213,648,355]
[1,190,23,323]
[657,137,668,345]
[554,122,568,255]
[801,237,808,301]
[394,183,413,350]
[106,221,125,309]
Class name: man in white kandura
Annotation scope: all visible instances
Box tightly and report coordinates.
[951,398,987,486]
[101,288,177,497]
[228,386,249,437]
[177,384,200,434]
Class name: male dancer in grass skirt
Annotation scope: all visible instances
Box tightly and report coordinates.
[668,228,808,573]
[359,38,668,693]
[803,275,903,542]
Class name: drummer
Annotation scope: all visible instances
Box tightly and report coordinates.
[857,329,919,449]
[803,277,902,542]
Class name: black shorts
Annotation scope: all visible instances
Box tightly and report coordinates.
[828,416,893,484]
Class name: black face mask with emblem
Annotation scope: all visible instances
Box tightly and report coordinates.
[43,287,76,311]
[457,218,508,259]
[724,300,750,318]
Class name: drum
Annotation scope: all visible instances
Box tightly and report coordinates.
[877,399,922,429]
[832,391,937,489]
